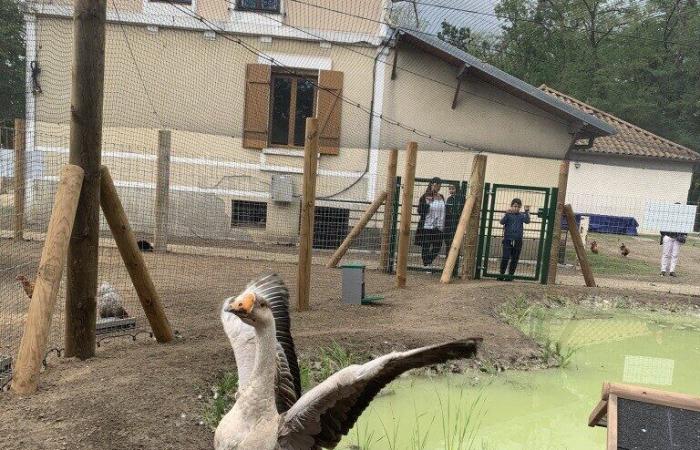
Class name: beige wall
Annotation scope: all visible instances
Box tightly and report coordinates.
[380,46,575,159]
[31,0,385,35]
[566,154,694,233]
[30,15,579,243]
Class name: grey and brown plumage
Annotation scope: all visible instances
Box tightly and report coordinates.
[216,274,481,450]
[619,243,629,257]
[590,240,599,254]
[16,275,34,299]
[97,283,129,319]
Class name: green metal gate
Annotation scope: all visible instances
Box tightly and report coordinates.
[387,177,468,274]
[474,183,558,283]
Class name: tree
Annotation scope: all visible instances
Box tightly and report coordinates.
[484,0,699,152]
[436,20,500,60]
[0,0,25,123]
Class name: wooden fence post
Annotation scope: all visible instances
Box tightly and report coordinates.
[99,166,174,342]
[327,190,387,268]
[297,118,319,311]
[378,148,398,272]
[65,0,107,359]
[547,160,569,284]
[461,154,487,279]
[11,165,84,395]
[563,204,596,287]
[396,142,418,288]
[13,119,26,240]
[154,129,171,253]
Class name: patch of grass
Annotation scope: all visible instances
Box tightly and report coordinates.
[437,383,487,450]
[409,402,435,450]
[203,371,238,429]
[351,417,378,450]
[565,248,655,276]
[499,296,580,368]
[300,341,362,390]
[541,338,579,368]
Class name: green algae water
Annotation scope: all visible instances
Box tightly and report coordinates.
[340,307,700,450]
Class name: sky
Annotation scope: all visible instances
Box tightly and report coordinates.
[400,0,504,34]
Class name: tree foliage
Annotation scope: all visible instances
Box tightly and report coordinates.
[0,0,25,123]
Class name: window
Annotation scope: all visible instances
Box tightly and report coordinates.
[236,0,280,13]
[231,200,267,228]
[269,73,317,147]
[149,0,192,4]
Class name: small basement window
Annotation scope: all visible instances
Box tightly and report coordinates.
[149,0,192,4]
[236,0,280,13]
[231,200,267,228]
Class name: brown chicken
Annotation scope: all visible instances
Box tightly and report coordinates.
[590,240,599,254]
[16,275,34,299]
[619,243,630,257]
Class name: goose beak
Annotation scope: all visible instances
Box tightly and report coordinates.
[226,292,255,316]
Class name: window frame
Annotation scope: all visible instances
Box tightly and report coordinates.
[268,71,318,149]
[231,200,268,229]
[235,0,281,13]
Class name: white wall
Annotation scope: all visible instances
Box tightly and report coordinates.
[566,153,694,234]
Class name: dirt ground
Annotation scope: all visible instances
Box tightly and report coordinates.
[1,238,700,449]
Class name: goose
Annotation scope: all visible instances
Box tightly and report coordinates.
[216,273,481,450]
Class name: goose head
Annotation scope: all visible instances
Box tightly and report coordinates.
[221,290,274,329]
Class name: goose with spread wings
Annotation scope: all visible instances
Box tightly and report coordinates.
[216,273,481,450]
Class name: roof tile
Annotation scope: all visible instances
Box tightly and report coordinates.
[540,85,699,162]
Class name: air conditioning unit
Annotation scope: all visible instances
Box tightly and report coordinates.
[270,175,294,203]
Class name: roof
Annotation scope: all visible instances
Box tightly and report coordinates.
[394,28,617,139]
[540,85,700,162]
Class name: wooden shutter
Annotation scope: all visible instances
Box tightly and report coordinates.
[316,70,344,155]
[243,64,272,149]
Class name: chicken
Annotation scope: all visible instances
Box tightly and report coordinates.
[97,283,129,319]
[137,240,154,252]
[16,275,34,299]
[619,243,630,257]
[590,240,599,254]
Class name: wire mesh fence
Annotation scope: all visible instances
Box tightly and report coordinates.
[2,0,699,389]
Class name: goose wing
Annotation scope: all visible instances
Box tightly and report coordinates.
[249,274,302,399]
[278,339,481,449]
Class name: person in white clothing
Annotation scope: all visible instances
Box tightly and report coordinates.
[660,231,686,277]
[415,177,446,267]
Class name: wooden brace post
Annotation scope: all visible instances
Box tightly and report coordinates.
[12,165,84,395]
[99,166,174,342]
[563,204,596,287]
[396,142,418,288]
[441,193,477,283]
[327,191,387,268]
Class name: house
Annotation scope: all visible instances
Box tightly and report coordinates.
[540,86,699,233]
[22,0,614,245]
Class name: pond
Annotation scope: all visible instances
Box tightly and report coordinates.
[340,307,700,449]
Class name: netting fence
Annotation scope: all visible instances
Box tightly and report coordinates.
[2,0,699,387]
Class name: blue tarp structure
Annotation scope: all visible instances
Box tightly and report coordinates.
[562,213,639,236]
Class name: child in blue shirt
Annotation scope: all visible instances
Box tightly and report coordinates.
[499,198,530,280]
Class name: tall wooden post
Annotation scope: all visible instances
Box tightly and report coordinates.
[564,204,596,287]
[13,119,26,240]
[396,142,418,288]
[547,160,569,284]
[12,165,84,395]
[378,148,398,272]
[154,130,171,253]
[65,0,107,359]
[461,154,487,279]
[297,118,319,311]
[100,166,174,342]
